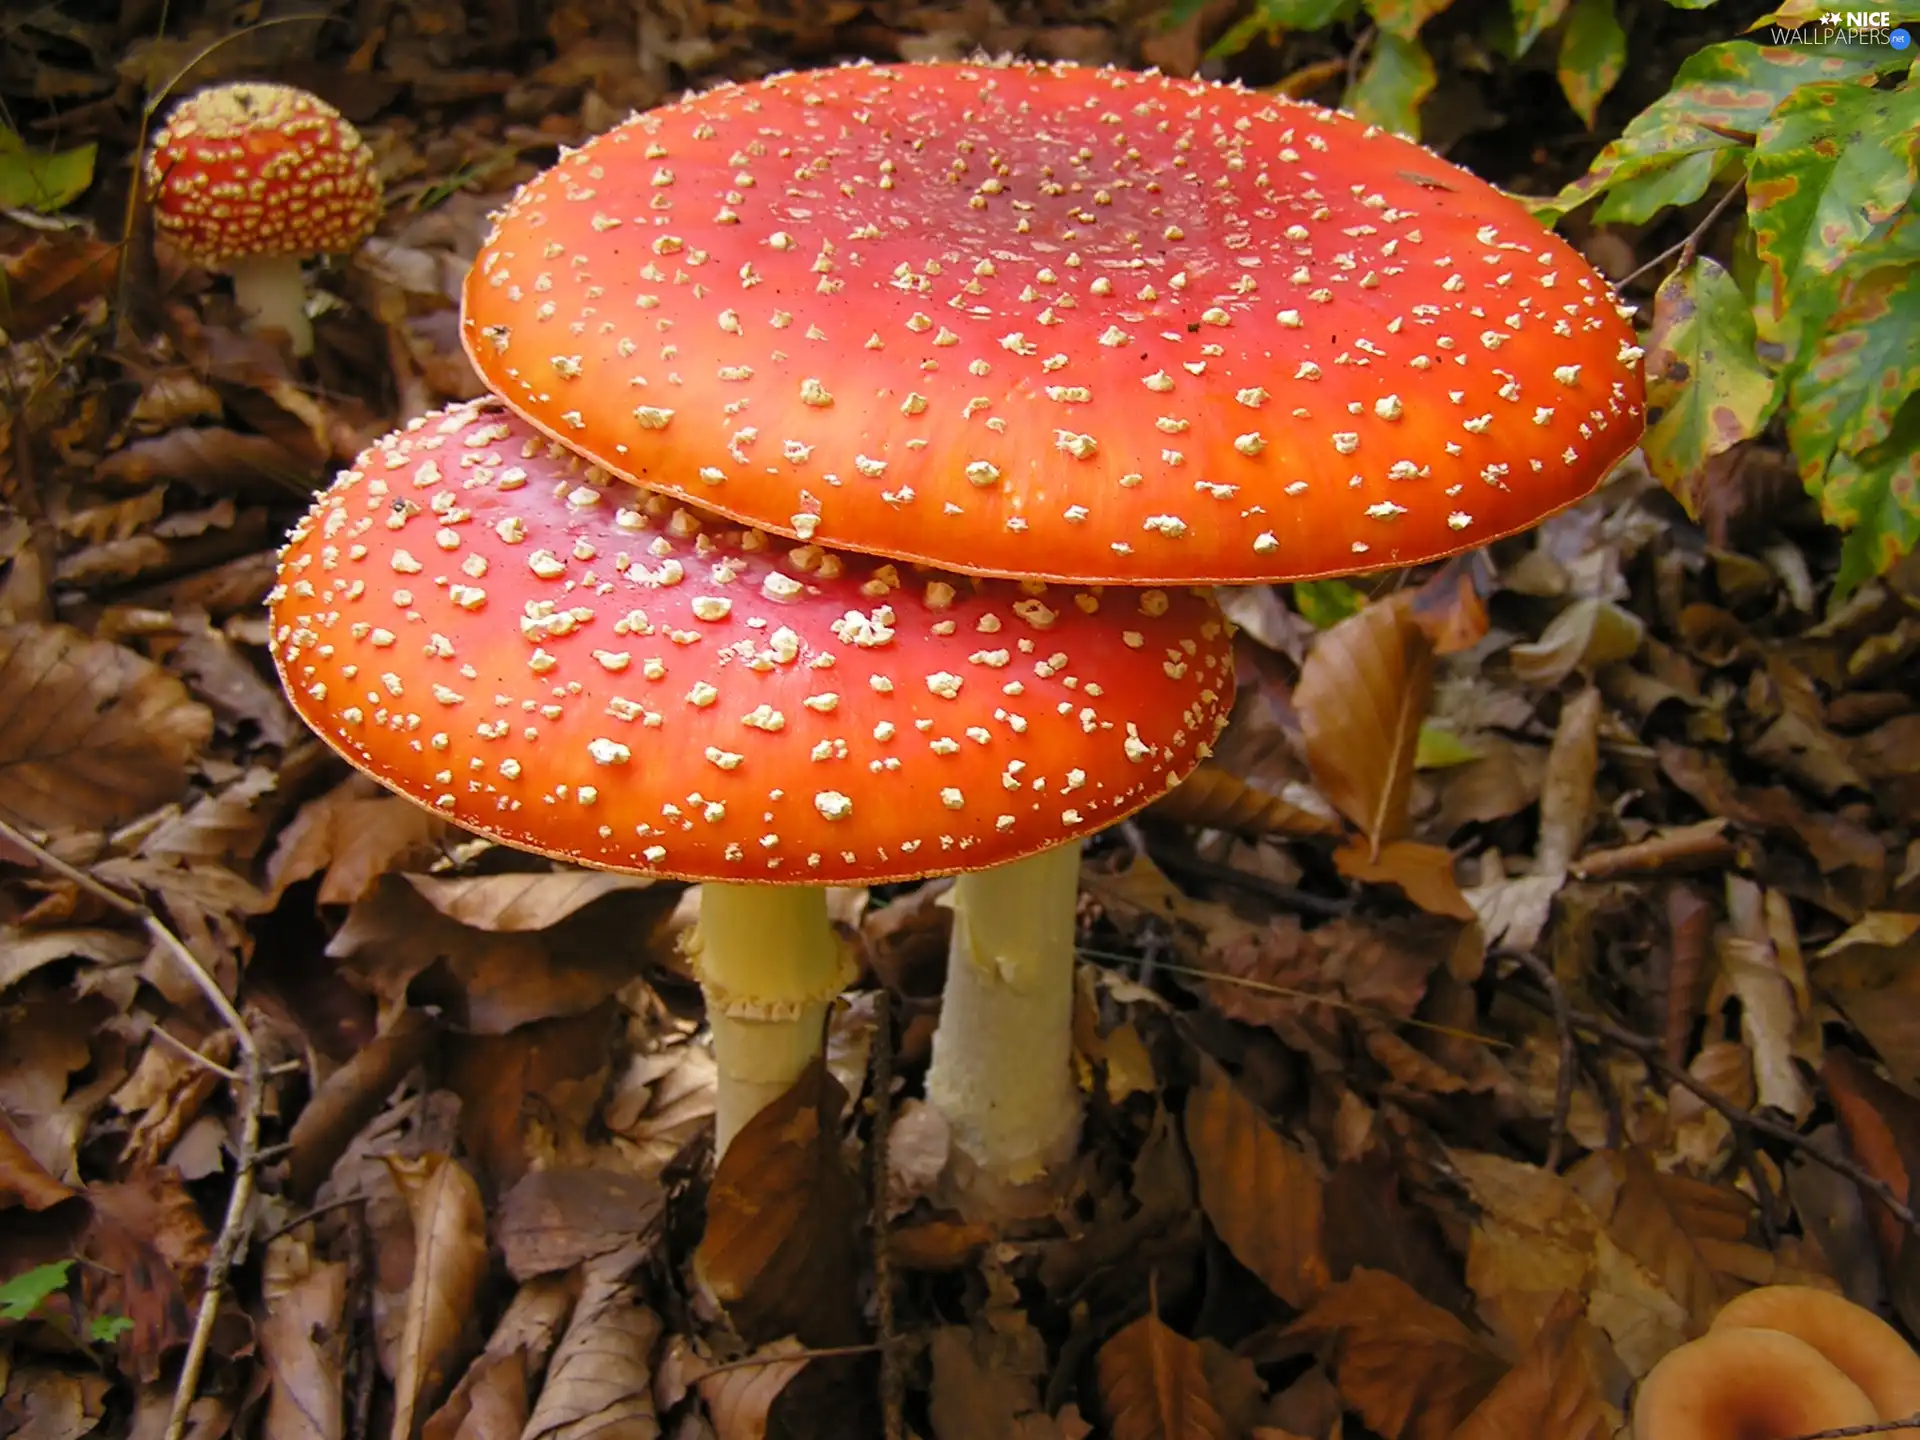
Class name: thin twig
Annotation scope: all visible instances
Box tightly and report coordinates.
[1500,949,1575,1171]
[1495,950,1917,1231]
[869,994,904,1440]
[146,1023,241,1083]
[0,817,266,1440]
[1617,183,1744,289]
[693,1342,888,1381]
[256,1192,368,1248]
[1143,843,1355,919]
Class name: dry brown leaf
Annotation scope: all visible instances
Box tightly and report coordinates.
[1447,1294,1618,1440]
[1406,554,1494,656]
[258,1234,349,1440]
[1449,1149,1604,1352]
[1286,1269,1505,1440]
[385,1154,488,1440]
[1334,839,1474,920]
[327,874,672,1034]
[1,234,119,337]
[1820,1050,1918,1287]
[111,1029,229,1172]
[446,1007,616,1189]
[430,1352,527,1440]
[168,620,299,746]
[1567,1150,1757,1333]
[0,1365,111,1440]
[1536,687,1601,874]
[522,1263,662,1440]
[1149,765,1343,838]
[421,1273,577,1440]
[266,780,450,907]
[695,1337,810,1440]
[81,1170,208,1382]
[1184,1056,1329,1309]
[695,1058,862,1348]
[285,1009,439,1201]
[0,1111,75,1211]
[0,926,145,993]
[929,1324,1049,1440]
[0,623,213,830]
[1097,1312,1229,1440]
[1295,601,1435,854]
[95,426,319,496]
[1712,876,1808,1120]
[402,872,660,931]
[1508,600,1644,688]
[139,766,282,870]
[1198,914,1443,1065]
[497,1168,664,1281]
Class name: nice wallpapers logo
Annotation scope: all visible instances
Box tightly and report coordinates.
[1765,9,1914,44]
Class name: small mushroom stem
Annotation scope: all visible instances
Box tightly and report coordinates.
[228,252,314,357]
[691,882,855,1156]
[925,840,1083,1212]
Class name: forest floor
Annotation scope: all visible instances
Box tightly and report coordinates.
[3,1,1919,1438]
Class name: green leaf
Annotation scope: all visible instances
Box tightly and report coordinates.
[1348,32,1437,137]
[1749,82,1920,329]
[1642,256,1781,513]
[1592,149,1731,225]
[1788,262,1920,570]
[89,1313,134,1344]
[0,128,96,214]
[1416,722,1483,769]
[0,1261,73,1321]
[1827,414,1920,598]
[1557,0,1627,126]
[1365,0,1457,44]
[1541,41,1893,220]
[1512,0,1572,57]
[1293,579,1367,628]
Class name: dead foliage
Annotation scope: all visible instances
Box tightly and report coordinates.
[4,0,1920,1435]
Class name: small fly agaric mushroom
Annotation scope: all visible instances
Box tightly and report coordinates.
[147,81,381,358]
[1634,1286,1920,1440]
[460,60,1645,588]
[268,398,1233,1154]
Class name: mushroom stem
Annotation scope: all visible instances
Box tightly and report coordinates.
[229,252,314,357]
[691,882,855,1156]
[925,840,1083,1211]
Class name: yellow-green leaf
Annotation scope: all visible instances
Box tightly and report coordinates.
[0,126,95,213]
[1348,32,1437,137]
[1642,257,1780,514]
[1557,0,1627,127]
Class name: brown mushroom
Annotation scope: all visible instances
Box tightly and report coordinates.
[1711,1286,1920,1424]
[1632,1327,1880,1440]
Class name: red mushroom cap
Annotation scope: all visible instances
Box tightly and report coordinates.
[461,60,1645,586]
[269,398,1233,883]
[146,82,382,264]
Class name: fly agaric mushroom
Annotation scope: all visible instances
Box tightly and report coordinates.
[1632,1327,1880,1440]
[460,59,1645,588]
[147,81,381,358]
[268,397,1233,1153]
[1710,1286,1920,1423]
